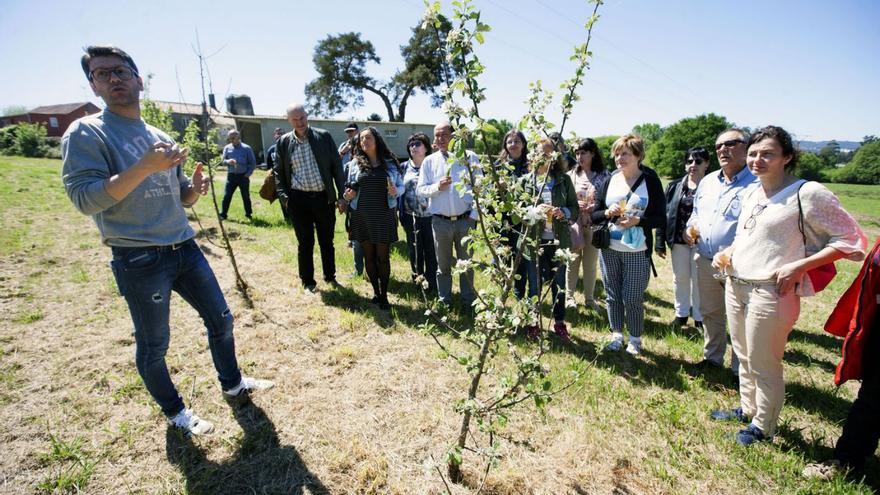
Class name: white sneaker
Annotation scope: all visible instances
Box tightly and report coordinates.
[223,376,275,397]
[626,337,641,356]
[168,408,214,436]
[605,335,624,352]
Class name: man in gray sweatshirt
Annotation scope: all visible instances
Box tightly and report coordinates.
[62,45,273,436]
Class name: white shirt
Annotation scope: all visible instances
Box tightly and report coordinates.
[416,149,481,220]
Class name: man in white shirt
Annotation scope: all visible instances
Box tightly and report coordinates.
[417,122,481,310]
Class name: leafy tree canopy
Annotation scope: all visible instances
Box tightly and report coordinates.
[305,15,457,122]
[631,122,663,154]
[644,113,731,178]
[834,140,880,184]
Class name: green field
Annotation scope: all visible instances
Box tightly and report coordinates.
[1,156,879,494]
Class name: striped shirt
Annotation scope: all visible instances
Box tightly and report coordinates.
[289,131,325,192]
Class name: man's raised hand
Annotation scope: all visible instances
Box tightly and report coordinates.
[191,162,210,195]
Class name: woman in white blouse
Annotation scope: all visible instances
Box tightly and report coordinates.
[711,126,867,446]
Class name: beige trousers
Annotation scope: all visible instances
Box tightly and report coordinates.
[695,254,739,372]
[725,278,800,436]
[566,228,600,304]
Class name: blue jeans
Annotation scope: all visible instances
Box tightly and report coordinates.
[538,244,567,322]
[351,239,364,275]
[400,213,438,291]
[110,239,241,417]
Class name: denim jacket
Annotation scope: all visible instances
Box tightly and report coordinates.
[343,158,404,210]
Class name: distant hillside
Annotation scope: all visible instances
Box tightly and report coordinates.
[797,140,861,152]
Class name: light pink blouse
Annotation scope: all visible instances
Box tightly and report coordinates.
[730,180,867,296]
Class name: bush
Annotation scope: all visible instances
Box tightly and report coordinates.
[645,113,731,178]
[834,141,880,184]
[0,123,51,157]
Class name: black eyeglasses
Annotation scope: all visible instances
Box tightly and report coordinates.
[90,66,137,83]
[408,141,424,148]
[686,158,704,165]
[743,203,767,230]
[715,139,745,151]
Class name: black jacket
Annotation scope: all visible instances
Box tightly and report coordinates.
[655,176,691,252]
[590,164,666,259]
[273,127,345,205]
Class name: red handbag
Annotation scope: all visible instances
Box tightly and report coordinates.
[797,182,836,293]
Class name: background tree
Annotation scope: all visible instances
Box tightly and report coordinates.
[631,122,663,157]
[141,98,178,141]
[592,134,619,166]
[472,118,514,156]
[818,140,841,168]
[835,140,880,184]
[367,113,383,122]
[0,105,28,117]
[645,113,730,177]
[796,151,826,181]
[862,135,877,146]
[305,15,456,122]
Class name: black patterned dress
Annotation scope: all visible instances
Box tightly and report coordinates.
[350,166,399,244]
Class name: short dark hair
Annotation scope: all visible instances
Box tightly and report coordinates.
[575,138,606,173]
[748,125,799,171]
[406,132,431,160]
[685,146,710,165]
[81,45,139,81]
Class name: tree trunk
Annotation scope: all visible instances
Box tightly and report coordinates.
[395,86,416,122]
[363,84,397,122]
[447,333,494,483]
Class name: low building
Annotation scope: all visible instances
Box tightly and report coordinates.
[153,97,434,164]
[0,102,100,137]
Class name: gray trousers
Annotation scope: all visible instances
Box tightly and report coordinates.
[695,253,740,374]
[432,216,475,306]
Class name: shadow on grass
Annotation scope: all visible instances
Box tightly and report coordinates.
[785,382,852,424]
[166,400,328,495]
[784,347,838,374]
[788,328,843,353]
[318,278,452,331]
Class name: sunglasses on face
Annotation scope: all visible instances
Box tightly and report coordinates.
[409,141,425,149]
[90,66,137,83]
[715,139,745,151]
[686,158,704,165]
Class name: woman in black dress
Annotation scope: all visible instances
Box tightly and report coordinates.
[343,127,404,310]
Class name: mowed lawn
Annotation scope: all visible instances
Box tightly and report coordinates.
[1,156,879,494]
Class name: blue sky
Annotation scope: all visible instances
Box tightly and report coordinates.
[1,0,877,141]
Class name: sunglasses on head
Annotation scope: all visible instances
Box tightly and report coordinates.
[715,139,745,151]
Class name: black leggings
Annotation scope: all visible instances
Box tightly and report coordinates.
[360,241,391,299]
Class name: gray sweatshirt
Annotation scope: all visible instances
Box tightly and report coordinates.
[61,110,195,247]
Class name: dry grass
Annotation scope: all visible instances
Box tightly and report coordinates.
[1,157,878,494]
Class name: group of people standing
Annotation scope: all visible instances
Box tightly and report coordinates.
[62,45,878,474]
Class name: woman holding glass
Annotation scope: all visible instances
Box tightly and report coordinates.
[590,134,665,355]
[343,127,405,310]
[566,138,609,311]
[655,147,710,328]
[711,126,866,445]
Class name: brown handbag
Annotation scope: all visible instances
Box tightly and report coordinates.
[259,172,278,203]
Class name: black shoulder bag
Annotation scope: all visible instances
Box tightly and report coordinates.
[591,174,645,249]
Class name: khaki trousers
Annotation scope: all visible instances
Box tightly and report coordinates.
[566,228,600,304]
[726,278,800,436]
[695,254,739,372]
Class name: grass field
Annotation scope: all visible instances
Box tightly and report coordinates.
[1,156,879,494]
